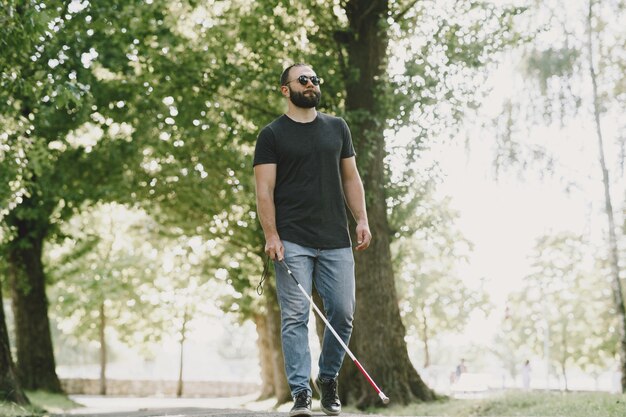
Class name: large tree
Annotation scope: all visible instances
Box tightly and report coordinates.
[1,0,274,399]
[337,0,524,406]
[0,284,29,405]
[0,0,239,393]
[586,0,626,391]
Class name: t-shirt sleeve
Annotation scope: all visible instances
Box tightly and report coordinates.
[339,118,356,159]
[253,126,277,167]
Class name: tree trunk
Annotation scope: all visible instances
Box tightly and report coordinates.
[0,283,30,405]
[265,282,291,405]
[421,306,430,369]
[7,217,62,392]
[587,0,626,392]
[176,307,189,398]
[254,312,275,400]
[339,0,435,408]
[560,362,568,391]
[560,322,568,391]
[99,301,107,395]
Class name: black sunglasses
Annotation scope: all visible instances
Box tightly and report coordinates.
[286,75,322,86]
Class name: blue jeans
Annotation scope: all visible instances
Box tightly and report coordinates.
[274,240,355,397]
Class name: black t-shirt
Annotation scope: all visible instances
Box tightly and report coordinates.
[253,112,355,249]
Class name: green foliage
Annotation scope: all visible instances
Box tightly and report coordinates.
[492,0,626,170]
[387,0,528,131]
[382,1,529,234]
[45,202,244,360]
[503,233,617,381]
[23,390,79,413]
[1,0,254,224]
[46,203,167,350]
[525,47,580,91]
[0,400,44,417]
[0,0,266,319]
[0,390,78,416]
[393,191,489,365]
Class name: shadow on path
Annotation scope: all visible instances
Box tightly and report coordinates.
[52,407,391,417]
[49,395,392,417]
[53,407,285,417]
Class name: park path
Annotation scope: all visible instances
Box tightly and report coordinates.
[50,395,394,417]
[54,408,392,417]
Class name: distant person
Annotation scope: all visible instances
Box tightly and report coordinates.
[522,359,531,390]
[455,358,467,382]
[254,63,372,417]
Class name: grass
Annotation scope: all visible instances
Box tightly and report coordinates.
[367,390,626,417]
[0,390,80,417]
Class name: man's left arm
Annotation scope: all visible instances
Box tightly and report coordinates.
[341,156,372,251]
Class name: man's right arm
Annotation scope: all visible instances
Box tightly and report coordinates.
[254,163,284,261]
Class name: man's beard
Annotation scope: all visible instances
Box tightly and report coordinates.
[289,86,321,108]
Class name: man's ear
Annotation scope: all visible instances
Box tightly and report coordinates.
[280,85,289,97]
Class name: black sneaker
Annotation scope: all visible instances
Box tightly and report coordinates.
[290,391,312,417]
[314,376,341,416]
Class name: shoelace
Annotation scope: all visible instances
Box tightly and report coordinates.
[327,379,338,397]
[293,391,310,406]
[320,378,339,401]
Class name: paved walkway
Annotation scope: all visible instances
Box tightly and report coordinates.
[52,395,392,417]
[55,408,391,417]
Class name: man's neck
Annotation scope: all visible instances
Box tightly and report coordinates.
[286,106,317,123]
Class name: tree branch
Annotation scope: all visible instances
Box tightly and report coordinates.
[392,0,420,22]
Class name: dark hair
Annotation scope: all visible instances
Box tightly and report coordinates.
[280,63,310,86]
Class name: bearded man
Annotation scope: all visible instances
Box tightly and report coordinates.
[253,63,372,417]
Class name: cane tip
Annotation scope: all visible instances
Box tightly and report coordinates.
[380,394,390,404]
